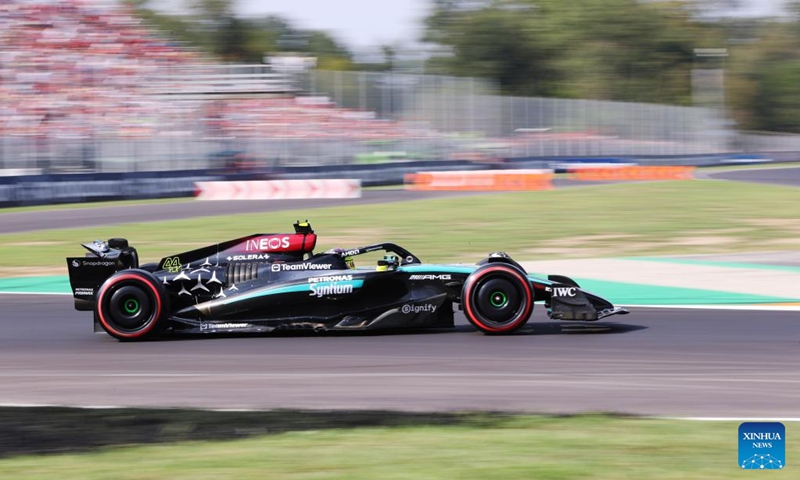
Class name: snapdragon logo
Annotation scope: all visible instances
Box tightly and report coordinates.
[739,422,785,470]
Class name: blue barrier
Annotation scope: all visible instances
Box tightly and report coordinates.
[0,153,787,207]
[0,171,223,207]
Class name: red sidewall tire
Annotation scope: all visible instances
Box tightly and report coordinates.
[96,270,166,341]
[463,264,533,334]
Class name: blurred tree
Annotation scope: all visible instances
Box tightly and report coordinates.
[124,0,800,132]
[124,0,353,66]
[424,0,717,104]
[726,16,800,133]
[382,45,397,71]
[424,2,562,96]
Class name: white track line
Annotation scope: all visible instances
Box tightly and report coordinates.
[659,417,800,422]
[0,291,70,296]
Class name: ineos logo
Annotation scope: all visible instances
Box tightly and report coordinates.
[246,236,291,252]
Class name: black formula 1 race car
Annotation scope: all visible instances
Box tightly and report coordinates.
[66,221,628,341]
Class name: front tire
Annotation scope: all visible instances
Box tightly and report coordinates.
[95,270,168,341]
[462,264,533,334]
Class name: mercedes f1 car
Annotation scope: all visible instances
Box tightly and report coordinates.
[66,221,628,341]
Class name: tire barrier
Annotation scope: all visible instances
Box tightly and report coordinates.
[568,166,696,181]
[404,169,554,191]
[195,179,362,200]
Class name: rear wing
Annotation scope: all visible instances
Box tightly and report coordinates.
[66,239,139,311]
[66,257,118,310]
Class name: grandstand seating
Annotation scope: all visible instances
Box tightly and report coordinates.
[0,0,408,143]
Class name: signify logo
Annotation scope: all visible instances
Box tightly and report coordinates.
[739,422,785,470]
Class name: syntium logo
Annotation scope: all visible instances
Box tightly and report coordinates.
[308,280,360,298]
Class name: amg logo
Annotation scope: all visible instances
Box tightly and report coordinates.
[743,433,782,441]
[309,275,353,283]
[553,287,577,297]
[309,281,355,298]
[271,263,333,272]
[409,274,452,281]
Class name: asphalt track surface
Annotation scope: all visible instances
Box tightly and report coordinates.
[708,165,800,187]
[0,179,604,234]
[0,295,798,417]
[1,166,799,416]
[0,190,483,234]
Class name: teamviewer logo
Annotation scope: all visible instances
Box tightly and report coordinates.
[739,422,785,470]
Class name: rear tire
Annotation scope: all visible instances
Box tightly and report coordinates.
[462,264,533,335]
[95,270,168,341]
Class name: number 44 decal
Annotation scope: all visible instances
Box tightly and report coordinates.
[162,257,182,273]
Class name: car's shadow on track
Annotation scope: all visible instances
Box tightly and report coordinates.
[161,321,646,341]
[514,321,647,336]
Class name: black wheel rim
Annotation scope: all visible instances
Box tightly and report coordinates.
[472,276,525,326]
[104,283,155,333]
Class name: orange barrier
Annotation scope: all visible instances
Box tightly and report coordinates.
[568,166,696,181]
[405,169,554,191]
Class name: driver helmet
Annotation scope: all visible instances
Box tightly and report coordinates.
[324,248,355,269]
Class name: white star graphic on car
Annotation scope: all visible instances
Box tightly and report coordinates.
[173,271,190,282]
[178,284,191,296]
[191,274,209,292]
[228,284,239,291]
[207,270,222,285]
[201,258,212,267]
[214,288,226,299]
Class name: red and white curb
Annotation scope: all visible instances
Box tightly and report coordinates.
[195,179,361,200]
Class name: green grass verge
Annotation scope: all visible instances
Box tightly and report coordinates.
[0,413,792,479]
[1,180,800,271]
